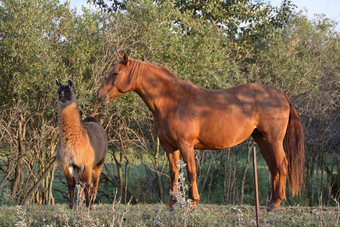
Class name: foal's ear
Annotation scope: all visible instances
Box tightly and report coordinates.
[55,79,61,88]
[122,53,129,65]
[67,79,73,90]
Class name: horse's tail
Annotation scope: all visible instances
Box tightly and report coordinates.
[283,98,305,196]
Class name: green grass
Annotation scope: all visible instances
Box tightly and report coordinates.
[0,204,338,226]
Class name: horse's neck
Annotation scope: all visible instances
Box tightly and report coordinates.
[58,102,84,134]
[135,66,181,117]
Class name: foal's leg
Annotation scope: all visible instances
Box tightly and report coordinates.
[179,142,199,208]
[79,166,93,208]
[61,164,76,209]
[91,163,104,205]
[165,149,180,210]
[252,130,288,211]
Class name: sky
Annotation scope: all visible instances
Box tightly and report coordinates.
[62,0,340,32]
[269,0,340,30]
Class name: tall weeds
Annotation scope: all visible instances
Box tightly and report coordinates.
[110,190,132,227]
[170,160,194,227]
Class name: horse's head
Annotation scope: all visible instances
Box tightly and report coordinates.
[56,79,75,105]
[97,53,135,104]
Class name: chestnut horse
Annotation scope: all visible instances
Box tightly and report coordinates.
[97,54,305,211]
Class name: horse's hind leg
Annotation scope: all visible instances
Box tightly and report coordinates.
[252,130,288,211]
[179,142,200,208]
[91,163,104,205]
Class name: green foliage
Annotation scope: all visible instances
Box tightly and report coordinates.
[255,13,339,95]
[0,0,105,113]
[0,188,14,206]
[0,0,69,105]
[110,0,245,89]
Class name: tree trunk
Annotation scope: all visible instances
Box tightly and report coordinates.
[207,163,216,203]
[199,151,213,195]
[230,154,238,203]
[240,146,252,204]
[117,163,123,200]
[48,164,56,205]
[113,148,124,201]
[21,158,57,205]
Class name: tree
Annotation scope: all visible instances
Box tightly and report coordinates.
[0,0,106,205]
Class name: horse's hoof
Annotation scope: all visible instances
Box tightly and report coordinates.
[267,204,281,212]
[191,203,197,211]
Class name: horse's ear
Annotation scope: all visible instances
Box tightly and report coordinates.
[122,53,129,65]
[55,79,61,88]
[67,79,73,90]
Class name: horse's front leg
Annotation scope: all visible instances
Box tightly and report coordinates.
[179,142,200,209]
[165,149,180,210]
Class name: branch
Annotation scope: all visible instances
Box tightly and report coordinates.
[20,157,57,205]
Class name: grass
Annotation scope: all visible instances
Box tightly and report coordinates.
[1,161,339,226]
[0,203,338,226]
[0,159,339,226]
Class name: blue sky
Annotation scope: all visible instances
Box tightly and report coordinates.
[62,0,340,31]
[270,0,340,26]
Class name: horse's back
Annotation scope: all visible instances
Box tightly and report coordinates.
[184,83,290,149]
[218,83,290,114]
[82,121,108,165]
[223,83,290,122]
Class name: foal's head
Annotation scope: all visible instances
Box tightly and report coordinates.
[97,53,135,103]
[56,79,75,106]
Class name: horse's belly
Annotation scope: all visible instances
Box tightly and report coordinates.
[195,135,249,150]
[196,119,256,150]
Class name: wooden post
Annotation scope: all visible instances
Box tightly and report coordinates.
[253,146,260,227]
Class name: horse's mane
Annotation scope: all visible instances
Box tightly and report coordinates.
[130,58,180,81]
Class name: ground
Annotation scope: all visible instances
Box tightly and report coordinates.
[0,203,338,226]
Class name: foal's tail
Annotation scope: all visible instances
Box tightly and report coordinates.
[284,99,305,196]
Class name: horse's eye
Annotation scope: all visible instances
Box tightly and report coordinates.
[113,72,118,76]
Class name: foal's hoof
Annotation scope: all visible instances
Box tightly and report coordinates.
[267,204,281,212]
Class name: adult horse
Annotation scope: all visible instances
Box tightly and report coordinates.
[97,53,305,211]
